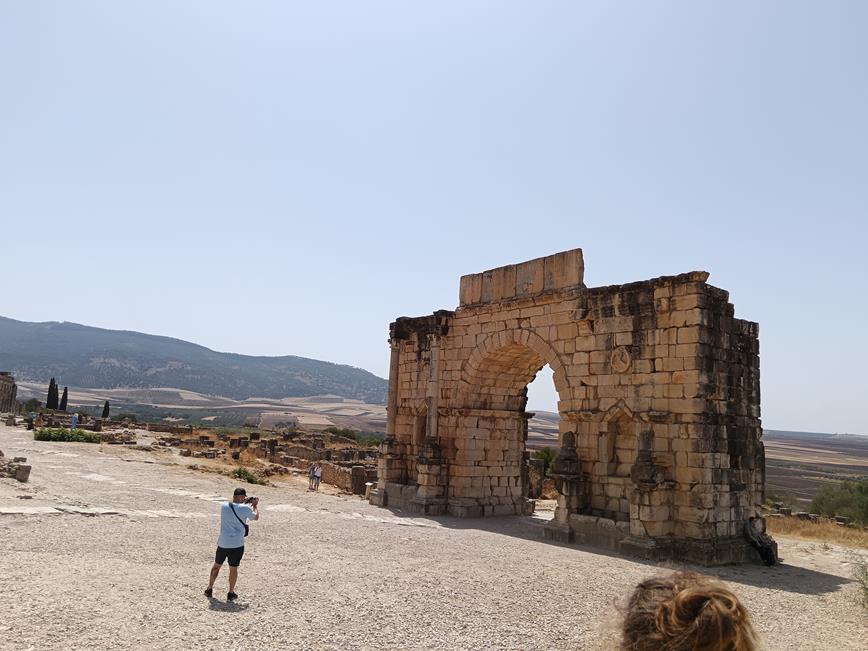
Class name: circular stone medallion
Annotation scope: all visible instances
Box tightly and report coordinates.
[611,346,632,373]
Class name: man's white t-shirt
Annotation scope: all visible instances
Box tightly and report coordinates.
[217,502,255,549]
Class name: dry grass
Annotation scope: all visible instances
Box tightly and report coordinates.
[767,515,868,549]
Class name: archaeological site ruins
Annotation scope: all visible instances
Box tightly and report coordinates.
[369,248,770,564]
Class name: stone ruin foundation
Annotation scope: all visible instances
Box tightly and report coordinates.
[369,248,770,565]
[0,449,31,483]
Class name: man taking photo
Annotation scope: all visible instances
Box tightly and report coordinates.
[205,487,259,601]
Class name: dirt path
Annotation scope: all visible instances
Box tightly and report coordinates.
[1,423,866,650]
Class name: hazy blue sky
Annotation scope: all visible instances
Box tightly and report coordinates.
[1,2,866,433]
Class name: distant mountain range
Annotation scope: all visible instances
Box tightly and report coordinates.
[0,316,387,404]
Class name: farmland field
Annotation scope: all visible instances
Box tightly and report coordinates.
[526,419,868,507]
[763,430,868,505]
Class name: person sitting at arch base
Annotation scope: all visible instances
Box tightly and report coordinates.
[744,516,778,566]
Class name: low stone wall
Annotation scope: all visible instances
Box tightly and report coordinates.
[282,445,322,461]
[321,463,353,492]
[269,453,375,495]
[145,423,195,435]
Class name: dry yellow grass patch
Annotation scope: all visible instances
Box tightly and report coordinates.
[767,515,868,549]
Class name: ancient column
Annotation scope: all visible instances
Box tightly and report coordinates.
[371,339,404,507]
[412,335,447,515]
[425,335,441,440]
[386,339,400,437]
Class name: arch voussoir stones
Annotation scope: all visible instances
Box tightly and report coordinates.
[369,248,769,565]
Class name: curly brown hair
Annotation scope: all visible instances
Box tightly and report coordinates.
[621,571,757,651]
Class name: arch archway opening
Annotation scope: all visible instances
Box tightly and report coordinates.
[457,342,568,517]
[524,364,561,514]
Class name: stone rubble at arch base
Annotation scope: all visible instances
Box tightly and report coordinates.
[369,248,771,565]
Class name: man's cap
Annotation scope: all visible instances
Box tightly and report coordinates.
[233,487,247,496]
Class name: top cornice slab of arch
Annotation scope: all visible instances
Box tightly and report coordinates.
[457,248,713,310]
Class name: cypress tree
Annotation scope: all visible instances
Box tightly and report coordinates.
[59,387,68,412]
[102,400,110,419]
[46,378,58,410]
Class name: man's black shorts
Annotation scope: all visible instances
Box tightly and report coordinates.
[215,546,245,567]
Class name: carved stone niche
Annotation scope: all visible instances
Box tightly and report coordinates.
[630,429,669,490]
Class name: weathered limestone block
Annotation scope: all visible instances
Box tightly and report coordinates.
[0,450,31,483]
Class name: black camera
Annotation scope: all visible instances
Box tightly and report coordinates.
[244,496,258,504]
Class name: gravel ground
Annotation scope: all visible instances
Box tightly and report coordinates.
[1,423,866,650]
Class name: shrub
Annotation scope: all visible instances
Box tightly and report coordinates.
[357,432,386,448]
[230,466,266,485]
[323,426,358,439]
[811,479,868,526]
[532,447,558,473]
[35,428,101,443]
[23,398,41,412]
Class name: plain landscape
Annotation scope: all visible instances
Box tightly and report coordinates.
[15,379,868,508]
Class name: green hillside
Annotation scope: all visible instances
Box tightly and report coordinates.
[0,316,386,404]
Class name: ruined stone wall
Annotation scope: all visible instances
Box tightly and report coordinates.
[371,248,767,564]
[0,373,18,413]
[321,462,353,492]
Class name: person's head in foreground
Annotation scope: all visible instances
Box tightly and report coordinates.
[621,571,757,651]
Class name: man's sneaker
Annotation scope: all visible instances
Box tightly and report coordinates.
[227,592,238,601]
[204,587,213,598]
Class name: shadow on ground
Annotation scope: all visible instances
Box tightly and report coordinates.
[378,505,854,596]
[207,598,251,612]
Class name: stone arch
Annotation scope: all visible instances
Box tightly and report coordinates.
[373,248,767,565]
[456,328,572,412]
[435,328,574,517]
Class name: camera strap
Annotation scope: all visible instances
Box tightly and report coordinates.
[228,502,249,537]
